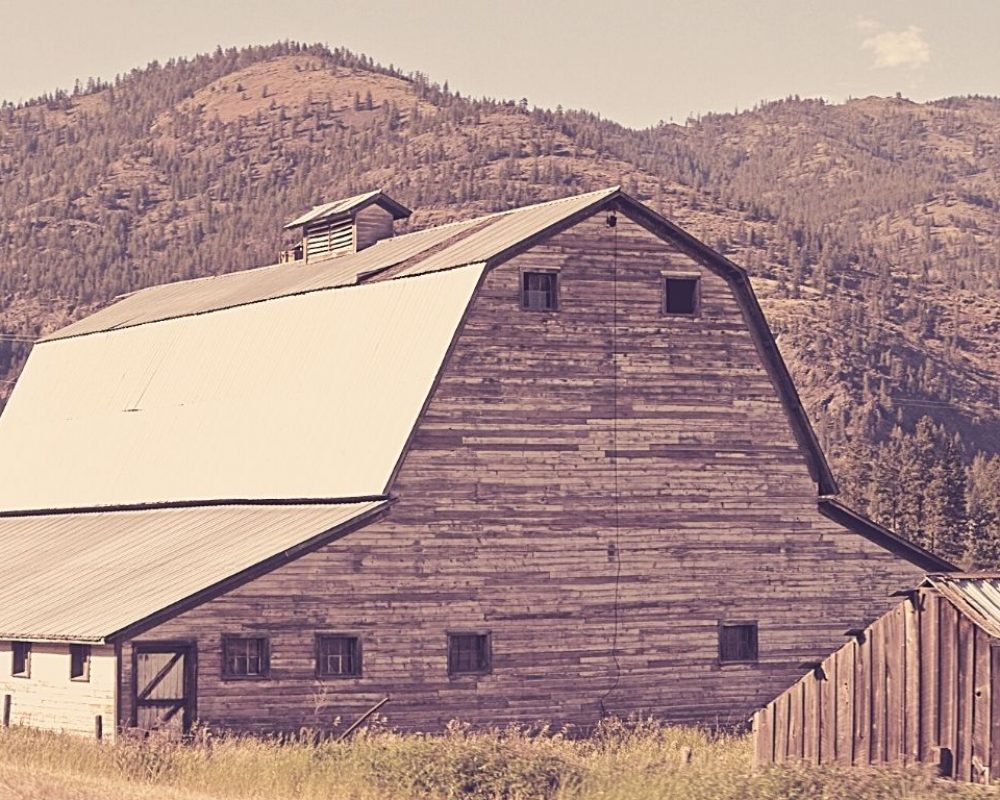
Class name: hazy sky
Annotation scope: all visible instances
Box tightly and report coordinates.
[2,0,998,128]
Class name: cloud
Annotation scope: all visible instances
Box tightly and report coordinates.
[855,15,881,34]
[862,25,931,69]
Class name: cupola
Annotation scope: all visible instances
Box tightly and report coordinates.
[282,190,412,263]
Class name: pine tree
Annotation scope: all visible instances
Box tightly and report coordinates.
[966,454,1000,567]
[924,432,967,562]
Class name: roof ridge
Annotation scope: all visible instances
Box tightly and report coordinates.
[483,185,619,220]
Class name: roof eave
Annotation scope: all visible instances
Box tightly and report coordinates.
[0,633,108,646]
[819,498,958,572]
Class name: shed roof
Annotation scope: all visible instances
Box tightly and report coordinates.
[0,264,484,511]
[0,500,387,643]
[923,573,1000,638]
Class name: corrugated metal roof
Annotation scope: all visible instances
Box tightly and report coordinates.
[0,264,484,511]
[284,189,412,229]
[396,186,619,278]
[0,501,385,642]
[46,218,486,341]
[924,574,1000,639]
[45,187,619,342]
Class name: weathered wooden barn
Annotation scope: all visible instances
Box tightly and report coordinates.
[0,187,952,740]
[753,574,1000,783]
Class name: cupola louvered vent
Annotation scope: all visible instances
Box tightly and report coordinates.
[304,218,354,260]
[283,190,413,264]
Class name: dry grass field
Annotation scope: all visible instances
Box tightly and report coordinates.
[0,720,992,800]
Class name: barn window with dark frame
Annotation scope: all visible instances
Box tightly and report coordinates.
[70,643,91,681]
[316,634,361,678]
[448,632,491,675]
[521,271,558,311]
[719,622,758,664]
[12,642,30,678]
[663,276,700,315]
[222,636,269,679]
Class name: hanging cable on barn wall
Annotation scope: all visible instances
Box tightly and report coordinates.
[598,204,623,717]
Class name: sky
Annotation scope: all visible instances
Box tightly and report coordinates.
[1,0,998,128]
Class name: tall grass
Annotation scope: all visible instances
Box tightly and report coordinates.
[0,719,992,800]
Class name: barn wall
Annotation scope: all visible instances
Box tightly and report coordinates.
[122,210,926,733]
[753,590,997,784]
[354,205,395,251]
[0,642,116,740]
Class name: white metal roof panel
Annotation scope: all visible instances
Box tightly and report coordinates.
[0,501,385,642]
[0,264,484,511]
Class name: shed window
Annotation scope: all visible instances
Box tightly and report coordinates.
[316,635,361,677]
[222,636,269,679]
[12,642,30,678]
[448,632,491,675]
[719,622,758,664]
[70,644,91,681]
[521,271,558,311]
[664,276,700,315]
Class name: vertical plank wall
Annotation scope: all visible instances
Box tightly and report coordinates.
[753,589,997,783]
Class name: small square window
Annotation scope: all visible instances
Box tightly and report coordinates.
[521,271,558,311]
[719,622,758,664]
[664,276,700,315]
[448,632,491,675]
[222,636,269,679]
[12,642,30,678]
[316,635,362,678]
[70,644,91,681]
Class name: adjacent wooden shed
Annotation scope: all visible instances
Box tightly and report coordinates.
[753,573,1000,783]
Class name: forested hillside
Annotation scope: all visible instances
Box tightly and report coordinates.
[1,42,999,563]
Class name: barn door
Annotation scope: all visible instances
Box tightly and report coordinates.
[132,643,196,735]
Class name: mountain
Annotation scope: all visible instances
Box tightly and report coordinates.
[1,41,999,558]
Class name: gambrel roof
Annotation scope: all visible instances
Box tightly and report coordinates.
[0,186,942,642]
[30,187,838,495]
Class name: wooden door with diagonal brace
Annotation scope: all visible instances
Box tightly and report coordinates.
[132,642,197,734]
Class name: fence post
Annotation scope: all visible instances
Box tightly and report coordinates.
[2,694,10,727]
[95,715,103,741]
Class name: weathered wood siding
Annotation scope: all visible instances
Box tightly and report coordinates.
[122,210,926,733]
[753,589,997,784]
[354,205,395,251]
[0,642,116,739]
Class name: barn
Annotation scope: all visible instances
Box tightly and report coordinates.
[752,573,1000,783]
[0,187,952,741]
